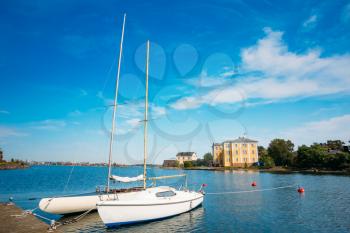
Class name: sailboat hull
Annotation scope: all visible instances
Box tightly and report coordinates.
[39,193,117,215]
[97,187,204,227]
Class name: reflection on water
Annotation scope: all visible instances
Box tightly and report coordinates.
[60,206,205,232]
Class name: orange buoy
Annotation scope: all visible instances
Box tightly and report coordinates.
[251,181,257,187]
[297,187,305,193]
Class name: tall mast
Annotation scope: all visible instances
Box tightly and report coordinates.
[143,40,150,189]
[106,13,126,192]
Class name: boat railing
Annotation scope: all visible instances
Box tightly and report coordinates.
[147,174,187,189]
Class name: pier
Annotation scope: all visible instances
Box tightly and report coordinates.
[0,203,59,233]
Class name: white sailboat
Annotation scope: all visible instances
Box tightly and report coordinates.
[39,14,137,215]
[96,41,204,227]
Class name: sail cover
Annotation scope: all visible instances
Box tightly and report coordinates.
[110,174,144,183]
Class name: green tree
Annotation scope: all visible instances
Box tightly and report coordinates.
[326,140,344,151]
[259,155,275,168]
[203,153,213,162]
[328,152,350,169]
[0,147,3,161]
[258,146,268,157]
[297,143,350,169]
[268,139,295,166]
[296,144,328,168]
[193,159,202,166]
[183,161,193,168]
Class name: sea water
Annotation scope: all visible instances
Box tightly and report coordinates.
[0,166,349,232]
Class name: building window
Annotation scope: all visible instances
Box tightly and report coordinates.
[236,158,238,162]
[252,150,255,154]
[236,150,238,154]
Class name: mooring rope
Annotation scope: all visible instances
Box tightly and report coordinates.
[206,184,297,195]
[21,206,97,230]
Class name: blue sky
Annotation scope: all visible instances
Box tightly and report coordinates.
[1,0,350,164]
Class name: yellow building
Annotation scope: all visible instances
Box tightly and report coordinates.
[212,137,258,167]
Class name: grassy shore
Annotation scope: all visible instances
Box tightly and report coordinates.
[0,162,29,170]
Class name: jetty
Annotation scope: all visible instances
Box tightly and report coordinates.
[0,203,59,233]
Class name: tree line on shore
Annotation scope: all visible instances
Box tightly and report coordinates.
[259,139,350,170]
[183,153,213,168]
[0,147,28,166]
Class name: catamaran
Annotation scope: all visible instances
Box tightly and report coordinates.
[96,40,204,227]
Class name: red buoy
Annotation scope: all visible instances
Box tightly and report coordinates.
[297,187,305,193]
[251,181,257,187]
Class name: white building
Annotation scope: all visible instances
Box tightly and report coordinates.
[176,152,198,165]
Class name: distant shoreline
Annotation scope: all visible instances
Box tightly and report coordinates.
[2,163,349,175]
[0,163,29,170]
[163,166,350,175]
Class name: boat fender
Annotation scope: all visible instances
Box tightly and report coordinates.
[297,187,305,193]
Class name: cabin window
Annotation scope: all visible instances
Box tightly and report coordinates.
[156,191,176,197]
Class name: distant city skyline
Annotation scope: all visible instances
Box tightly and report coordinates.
[1,0,350,164]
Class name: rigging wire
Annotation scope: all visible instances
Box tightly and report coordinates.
[63,165,75,193]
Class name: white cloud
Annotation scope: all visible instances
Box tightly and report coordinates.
[172,28,350,110]
[118,101,166,119]
[152,105,166,116]
[303,14,318,28]
[0,126,27,137]
[97,91,114,106]
[30,119,66,130]
[126,118,141,127]
[68,110,82,117]
[185,70,232,88]
[171,96,203,110]
[283,114,350,146]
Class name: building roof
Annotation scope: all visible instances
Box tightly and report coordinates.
[176,152,196,157]
[223,137,258,144]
